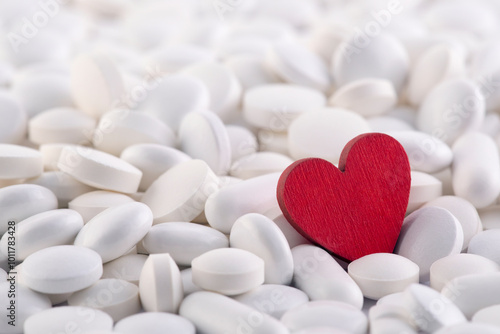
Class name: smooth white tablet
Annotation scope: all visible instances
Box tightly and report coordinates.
[71,53,125,118]
[115,312,196,334]
[68,190,135,223]
[139,253,183,313]
[407,171,442,213]
[472,304,500,327]
[74,202,153,263]
[141,159,219,223]
[230,152,293,179]
[142,222,228,266]
[0,144,43,180]
[179,111,231,175]
[369,318,417,334]
[329,79,397,117]
[225,125,259,162]
[468,230,500,265]
[226,55,279,90]
[0,91,27,144]
[39,143,73,171]
[243,84,326,130]
[368,117,414,133]
[102,254,148,285]
[395,207,463,282]
[288,107,370,164]
[146,44,214,73]
[93,110,176,156]
[23,306,113,334]
[191,248,264,295]
[230,213,294,285]
[348,253,419,300]
[22,245,102,294]
[58,145,143,193]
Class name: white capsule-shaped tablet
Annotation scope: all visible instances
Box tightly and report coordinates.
[452,132,500,208]
[430,254,499,291]
[102,254,147,286]
[74,202,153,263]
[292,245,363,309]
[280,300,368,334]
[230,213,294,285]
[58,145,143,193]
[288,108,370,164]
[192,248,264,295]
[348,253,419,300]
[141,159,219,223]
[407,171,442,213]
[205,172,281,234]
[442,273,500,319]
[230,152,293,180]
[0,91,27,144]
[139,253,183,313]
[0,144,43,180]
[22,245,102,294]
[395,207,463,282]
[472,304,500,327]
[180,291,288,334]
[389,131,453,173]
[24,306,113,334]
[273,213,310,248]
[234,284,309,319]
[468,230,500,265]
[68,190,135,223]
[115,312,195,334]
[226,125,259,163]
[142,222,228,266]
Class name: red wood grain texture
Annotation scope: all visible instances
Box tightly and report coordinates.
[277,133,411,262]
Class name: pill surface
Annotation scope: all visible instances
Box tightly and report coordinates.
[68,190,135,223]
[468,230,500,265]
[114,312,195,334]
[102,254,148,285]
[0,144,43,180]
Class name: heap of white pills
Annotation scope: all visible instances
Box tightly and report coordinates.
[2,0,500,333]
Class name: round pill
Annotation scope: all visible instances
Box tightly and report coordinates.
[0,144,43,180]
[22,245,102,294]
[348,253,419,300]
[468,230,500,265]
[230,152,293,179]
[0,91,27,144]
[115,312,195,334]
[68,190,135,223]
[102,254,148,285]
[57,145,143,193]
[191,248,264,295]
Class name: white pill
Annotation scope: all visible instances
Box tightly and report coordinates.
[0,184,58,235]
[230,213,294,285]
[146,44,214,73]
[243,84,326,130]
[408,44,465,106]
[0,282,51,334]
[288,108,370,164]
[472,304,500,327]
[39,143,72,171]
[180,291,288,334]
[258,129,290,155]
[58,145,142,193]
[102,254,148,285]
[141,74,210,131]
[230,152,293,180]
[179,111,231,175]
[205,172,281,234]
[292,245,364,309]
[435,322,500,334]
[404,284,466,332]
[281,300,368,334]
[479,206,500,230]
[417,79,485,144]
[369,302,411,323]
[452,132,500,208]
[142,222,228,266]
[68,190,135,223]
[0,91,27,144]
[0,209,83,261]
[332,34,409,92]
[329,79,397,117]
[182,62,241,121]
[0,144,43,180]
[141,159,219,223]
[407,171,442,213]
[267,41,330,92]
[23,306,113,334]
[273,213,310,248]
[348,253,419,300]
[22,245,102,294]
[115,312,195,334]
[93,110,176,156]
[71,53,125,118]
[442,273,500,319]
[368,117,414,133]
[226,125,259,163]
[192,248,264,295]
[389,131,453,173]
[468,230,500,265]
[120,144,191,191]
[430,254,499,291]
[234,284,309,319]
[68,278,141,322]
[181,268,203,296]
[139,253,183,313]
[395,207,463,282]
[27,171,95,208]
[74,202,153,263]
[225,55,279,90]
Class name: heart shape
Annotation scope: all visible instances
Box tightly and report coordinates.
[277,133,411,262]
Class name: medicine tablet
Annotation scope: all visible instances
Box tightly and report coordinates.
[191,248,264,295]
[0,144,43,180]
[102,254,148,285]
[225,125,259,163]
[114,312,196,334]
[58,145,143,193]
[230,152,293,179]
[68,190,135,223]
[258,129,290,156]
[407,171,442,213]
[0,91,27,144]
[146,44,214,73]
[368,117,414,133]
[225,55,279,90]
[468,230,500,265]
[370,318,417,334]
[22,245,102,294]
[472,304,500,327]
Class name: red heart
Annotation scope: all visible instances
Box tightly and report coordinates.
[277,133,411,262]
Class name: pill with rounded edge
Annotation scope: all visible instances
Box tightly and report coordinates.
[68,190,135,223]
[0,144,43,180]
[114,312,195,334]
[102,254,148,286]
[230,152,293,180]
[468,230,500,265]
[407,171,442,213]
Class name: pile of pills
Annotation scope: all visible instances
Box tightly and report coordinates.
[2,0,500,333]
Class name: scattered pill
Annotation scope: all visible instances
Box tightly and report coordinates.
[0,144,43,180]
[230,152,293,179]
[407,171,442,213]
